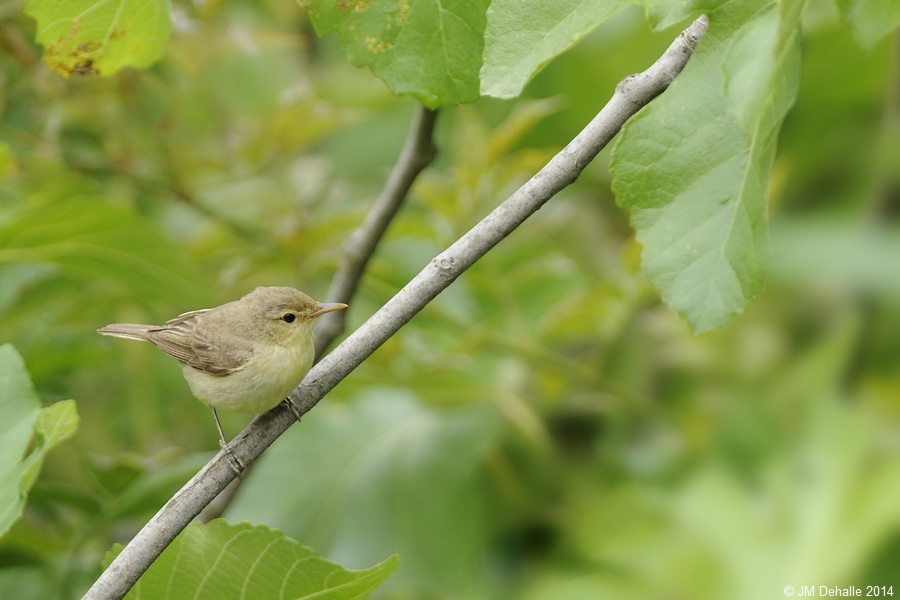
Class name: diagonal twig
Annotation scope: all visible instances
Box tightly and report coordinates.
[82,15,708,600]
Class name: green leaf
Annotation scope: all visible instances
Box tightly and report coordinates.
[115,520,398,600]
[0,197,214,308]
[836,0,900,49]
[226,389,503,593]
[480,1,708,99]
[610,1,803,332]
[481,0,631,98]
[0,345,78,538]
[300,0,489,107]
[24,0,171,77]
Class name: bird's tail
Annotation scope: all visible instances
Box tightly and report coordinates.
[96,323,156,342]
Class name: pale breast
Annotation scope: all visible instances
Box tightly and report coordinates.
[180,341,314,413]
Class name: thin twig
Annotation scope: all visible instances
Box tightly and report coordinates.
[82,15,708,600]
[314,104,439,356]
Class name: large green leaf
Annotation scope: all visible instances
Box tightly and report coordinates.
[300,0,489,107]
[480,1,703,99]
[226,389,503,594]
[0,345,78,538]
[302,0,701,104]
[480,0,631,98]
[610,1,803,332]
[24,0,170,77]
[113,520,398,600]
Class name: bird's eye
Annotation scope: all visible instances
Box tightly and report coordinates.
[281,313,297,323]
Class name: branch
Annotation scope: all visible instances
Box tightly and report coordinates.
[314,105,439,356]
[82,15,708,600]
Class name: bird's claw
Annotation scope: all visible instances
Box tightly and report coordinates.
[282,397,303,422]
[219,440,245,478]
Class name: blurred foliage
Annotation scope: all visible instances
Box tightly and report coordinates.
[0,0,899,599]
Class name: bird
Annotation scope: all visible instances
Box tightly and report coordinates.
[98,286,347,472]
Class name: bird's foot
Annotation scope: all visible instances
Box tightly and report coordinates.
[282,397,304,422]
[219,440,245,478]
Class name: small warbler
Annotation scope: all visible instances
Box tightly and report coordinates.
[98,286,347,467]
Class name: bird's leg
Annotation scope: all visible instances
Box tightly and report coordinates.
[282,397,303,422]
[211,407,244,477]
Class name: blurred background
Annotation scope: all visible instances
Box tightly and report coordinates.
[1,1,898,598]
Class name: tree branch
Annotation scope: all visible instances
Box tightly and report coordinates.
[314,104,439,356]
[82,15,708,600]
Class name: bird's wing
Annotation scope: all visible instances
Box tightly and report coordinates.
[166,308,211,323]
[148,312,252,376]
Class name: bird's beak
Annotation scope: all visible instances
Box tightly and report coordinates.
[311,302,348,318]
